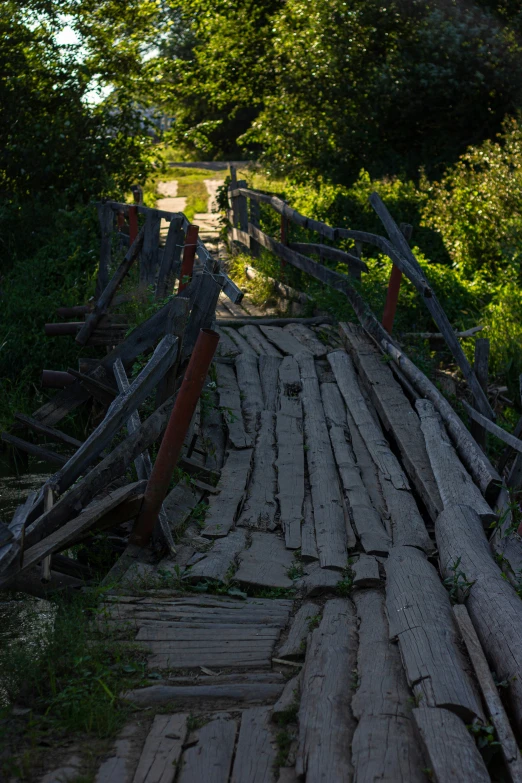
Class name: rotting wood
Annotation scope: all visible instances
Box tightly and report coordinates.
[235,353,264,434]
[238,325,283,357]
[381,338,501,502]
[140,209,162,287]
[276,366,304,549]
[0,433,67,466]
[177,715,236,783]
[235,531,294,588]
[259,325,312,357]
[385,545,484,722]
[215,326,240,358]
[284,323,328,358]
[202,449,253,537]
[320,382,391,555]
[221,326,256,355]
[132,713,187,783]
[343,324,442,520]
[296,598,357,781]
[230,707,277,783]
[416,399,497,526]
[135,625,280,642]
[437,504,522,733]
[352,554,381,588]
[300,492,318,561]
[238,411,278,530]
[215,362,252,449]
[76,227,145,346]
[413,707,490,783]
[277,602,318,659]
[352,590,426,783]
[163,483,204,533]
[463,400,522,454]
[184,529,247,583]
[65,367,117,406]
[273,672,302,719]
[454,603,522,782]
[155,216,184,300]
[259,355,282,412]
[155,296,190,409]
[200,389,226,471]
[13,414,82,449]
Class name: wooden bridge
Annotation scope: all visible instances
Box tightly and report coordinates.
[2,175,522,782]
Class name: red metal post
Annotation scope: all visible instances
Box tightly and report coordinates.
[130,328,220,548]
[177,224,200,293]
[129,205,138,245]
[382,265,403,334]
[42,370,76,388]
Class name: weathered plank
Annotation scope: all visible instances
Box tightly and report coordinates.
[235,532,294,588]
[163,483,204,533]
[352,554,381,588]
[113,358,153,482]
[0,491,37,573]
[95,722,142,783]
[379,477,434,553]
[413,707,490,783]
[260,325,312,356]
[300,492,318,561]
[184,529,247,583]
[235,353,264,434]
[201,449,253,537]
[135,625,280,642]
[221,326,256,355]
[437,504,522,733]
[259,355,282,412]
[277,602,319,659]
[238,411,278,530]
[200,389,226,471]
[352,590,426,783]
[146,647,276,670]
[238,325,283,357]
[215,326,240,358]
[454,604,522,782]
[215,362,252,449]
[343,324,442,519]
[181,272,222,361]
[0,433,67,466]
[140,209,161,286]
[283,323,327,358]
[320,382,391,555]
[385,545,484,722]
[178,715,236,783]
[14,413,83,449]
[276,369,304,548]
[132,713,187,783]
[155,216,184,300]
[296,599,357,781]
[124,682,284,707]
[273,672,302,719]
[298,354,348,569]
[417,399,497,525]
[230,707,277,783]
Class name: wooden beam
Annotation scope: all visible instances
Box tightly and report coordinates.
[14,414,82,449]
[462,400,522,453]
[1,433,67,466]
[288,242,368,274]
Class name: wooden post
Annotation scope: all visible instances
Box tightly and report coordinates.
[229,165,238,228]
[41,486,54,583]
[178,225,199,293]
[280,214,289,277]
[250,199,261,259]
[382,223,412,334]
[350,240,363,281]
[129,205,138,245]
[470,338,490,451]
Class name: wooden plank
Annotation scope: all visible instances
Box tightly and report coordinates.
[301,492,318,561]
[178,715,236,783]
[163,483,204,532]
[184,529,247,583]
[417,399,497,526]
[413,708,490,783]
[238,325,283,357]
[352,554,381,587]
[181,272,222,361]
[277,602,318,659]
[238,411,278,530]
[235,353,264,434]
[0,491,37,573]
[155,216,184,300]
[464,399,522,453]
[437,504,522,733]
[259,325,312,357]
[470,338,490,450]
[454,604,522,782]
[235,532,294,588]
[140,209,161,286]
[343,324,442,520]
[13,413,82,449]
[215,327,240,358]
[124,683,284,706]
[276,374,304,548]
[216,316,333,327]
[202,449,253,537]
[6,482,146,582]
[273,671,301,718]
[135,625,279,641]
[320,382,391,555]
[283,323,327,358]
[155,296,190,408]
[76,227,145,345]
[65,367,117,405]
[52,334,178,494]
[381,337,501,501]
[288,241,368,274]
[132,713,187,783]
[215,362,252,449]
[298,354,348,569]
[230,707,277,783]
[259,355,281,412]
[0,433,67,466]
[352,590,426,783]
[385,545,484,722]
[221,326,256,356]
[296,599,357,781]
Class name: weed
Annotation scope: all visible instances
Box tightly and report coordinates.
[274,728,294,768]
[287,562,304,581]
[443,557,475,603]
[306,613,321,631]
[186,714,206,732]
[336,565,354,596]
[468,721,501,765]
[190,502,208,528]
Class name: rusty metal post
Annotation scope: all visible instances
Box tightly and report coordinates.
[42,370,76,388]
[130,328,220,547]
[382,223,412,334]
[177,224,199,293]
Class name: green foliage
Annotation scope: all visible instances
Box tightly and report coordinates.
[443,557,475,603]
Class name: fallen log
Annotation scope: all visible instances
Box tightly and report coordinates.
[437,504,522,734]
